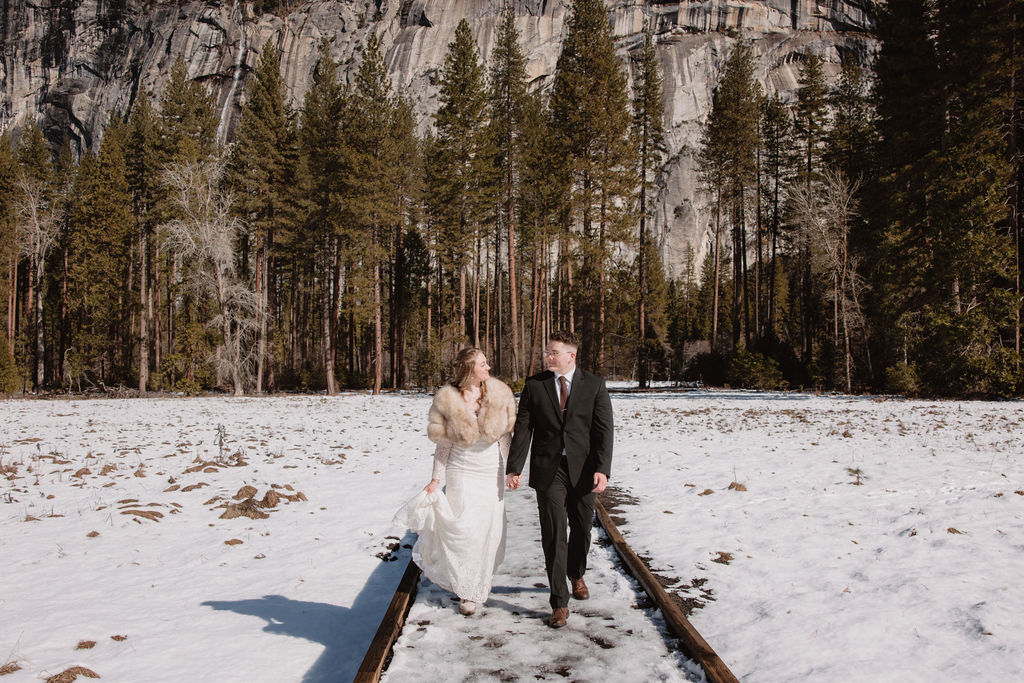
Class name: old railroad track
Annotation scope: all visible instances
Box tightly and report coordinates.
[355,487,737,683]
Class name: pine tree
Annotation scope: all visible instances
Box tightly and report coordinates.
[300,39,345,394]
[794,53,829,367]
[226,41,298,393]
[67,121,134,384]
[550,0,635,369]
[759,93,793,341]
[1012,2,1024,364]
[487,5,530,379]
[0,329,18,392]
[126,89,161,392]
[157,55,218,168]
[432,19,489,350]
[518,91,567,373]
[0,133,18,369]
[344,33,404,394]
[925,0,1016,392]
[15,120,59,390]
[698,42,760,354]
[826,62,875,185]
[632,27,667,388]
[388,94,424,389]
[868,0,1021,394]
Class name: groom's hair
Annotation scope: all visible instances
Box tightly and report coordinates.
[549,330,579,351]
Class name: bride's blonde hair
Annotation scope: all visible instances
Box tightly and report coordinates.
[451,347,487,399]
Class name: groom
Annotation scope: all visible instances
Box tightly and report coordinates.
[505,330,614,628]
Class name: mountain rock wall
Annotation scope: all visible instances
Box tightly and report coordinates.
[1,0,876,276]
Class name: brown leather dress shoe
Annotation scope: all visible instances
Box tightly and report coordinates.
[549,607,568,629]
[571,577,590,600]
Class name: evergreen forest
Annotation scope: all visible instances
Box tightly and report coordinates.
[1,0,1021,397]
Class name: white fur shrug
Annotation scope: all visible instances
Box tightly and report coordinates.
[427,377,517,447]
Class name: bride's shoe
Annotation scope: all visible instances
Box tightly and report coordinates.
[459,599,476,615]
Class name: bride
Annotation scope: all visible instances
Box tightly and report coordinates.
[395,347,516,615]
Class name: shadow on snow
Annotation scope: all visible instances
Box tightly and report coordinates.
[201,531,416,683]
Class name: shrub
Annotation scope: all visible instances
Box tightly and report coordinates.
[412,340,445,390]
[684,352,725,386]
[884,363,918,395]
[726,348,785,390]
[0,342,19,393]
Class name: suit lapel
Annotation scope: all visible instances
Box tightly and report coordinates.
[542,372,563,423]
[563,368,583,419]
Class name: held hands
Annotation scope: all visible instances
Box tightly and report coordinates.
[592,472,608,494]
[505,473,521,490]
[424,478,440,494]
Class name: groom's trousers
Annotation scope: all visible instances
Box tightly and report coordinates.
[536,459,597,609]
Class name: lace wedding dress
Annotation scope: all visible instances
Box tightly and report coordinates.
[395,433,511,605]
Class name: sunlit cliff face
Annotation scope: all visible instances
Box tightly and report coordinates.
[1,0,874,274]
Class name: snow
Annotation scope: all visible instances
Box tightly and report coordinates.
[2,391,1022,682]
[385,487,704,682]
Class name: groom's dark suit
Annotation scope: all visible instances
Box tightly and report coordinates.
[506,368,614,609]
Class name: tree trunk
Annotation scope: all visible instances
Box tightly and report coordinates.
[265,225,277,392]
[474,231,482,350]
[529,245,541,376]
[391,225,403,389]
[139,224,149,393]
[332,247,343,392]
[347,283,355,382]
[712,188,722,353]
[168,251,177,367]
[27,252,35,385]
[59,243,68,388]
[1013,11,1023,359]
[323,235,337,395]
[638,181,648,389]
[459,267,467,348]
[34,252,44,390]
[740,192,750,349]
[6,253,15,355]
[485,244,493,358]
[768,169,780,337]
[494,222,502,373]
[373,260,383,395]
[255,233,266,394]
[566,253,575,334]
[597,197,607,374]
[755,142,763,342]
[507,181,520,380]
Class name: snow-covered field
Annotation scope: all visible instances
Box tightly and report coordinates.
[1,391,1021,682]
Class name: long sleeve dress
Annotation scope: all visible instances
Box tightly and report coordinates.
[395,405,512,605]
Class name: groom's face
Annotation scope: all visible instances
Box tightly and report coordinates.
[544,341,576,375]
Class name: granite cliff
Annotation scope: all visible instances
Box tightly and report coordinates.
[1,0,876,274]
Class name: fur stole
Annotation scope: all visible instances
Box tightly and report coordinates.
[427,377,516,448]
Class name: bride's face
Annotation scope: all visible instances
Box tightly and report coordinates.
[472,353,491,383]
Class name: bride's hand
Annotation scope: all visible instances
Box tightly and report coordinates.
[424,478,440,494]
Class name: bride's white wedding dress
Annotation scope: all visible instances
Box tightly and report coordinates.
[395,433,511,605]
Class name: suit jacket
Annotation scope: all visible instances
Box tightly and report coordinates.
[506,368,613,491]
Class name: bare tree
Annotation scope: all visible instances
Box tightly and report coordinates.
[160,158,258,396]
[15,173,62,390]
[789,166,866,391]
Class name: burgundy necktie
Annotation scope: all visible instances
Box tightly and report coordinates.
[558,375,568,414]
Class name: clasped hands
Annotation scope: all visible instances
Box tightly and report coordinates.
[505,472,607,493]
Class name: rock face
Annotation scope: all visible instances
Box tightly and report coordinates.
[0,0,875,276]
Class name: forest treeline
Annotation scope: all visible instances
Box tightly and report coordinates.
[0,0,1021,397]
